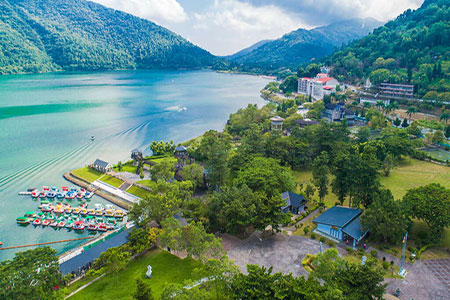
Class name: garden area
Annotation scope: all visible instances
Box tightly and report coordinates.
[72,167,103,183]
[126,185,150,198]
[98,174,124,188]
[68,249,204,300]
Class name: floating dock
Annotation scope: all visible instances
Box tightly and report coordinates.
[0,236,94,250]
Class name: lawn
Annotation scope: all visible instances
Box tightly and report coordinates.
[127,185,150,198]
[147,156,177,165]
[68,249,204,300]
[72,167,103,183]
[293,158,449,205]
[379,158,450,200]
[113,160,137,174]
[136,180,156,189]
[99,175,124,188]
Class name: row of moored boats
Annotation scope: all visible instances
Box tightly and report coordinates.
[30,186,94,200]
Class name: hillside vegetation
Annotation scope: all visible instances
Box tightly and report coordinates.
[228,18,382,74]
[325,0,450,97]
[0,0,220,74]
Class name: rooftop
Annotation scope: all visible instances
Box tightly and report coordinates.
[313,206,362,228]
[342,215,366,241]
[315,77,335,84]
[175,145,187,152]
[282,191,306,208]
[93,159,110,168]
[270,116,285,122]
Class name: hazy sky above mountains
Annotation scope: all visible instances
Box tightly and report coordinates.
[93,0,424,55]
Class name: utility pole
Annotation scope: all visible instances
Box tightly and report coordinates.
[398,232,408,277]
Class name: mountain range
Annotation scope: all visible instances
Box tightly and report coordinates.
[227,18,383,73]
[0,0,220,74]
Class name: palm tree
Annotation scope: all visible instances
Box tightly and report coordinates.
[406,106,418,121]
[376,100,385,112]
[440,112,449,124]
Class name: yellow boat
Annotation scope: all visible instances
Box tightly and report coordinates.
[87,209,96,216]
[95,209,104,216]
[72,207,80,214]
[114,210,124,218]
[104,209,114,217]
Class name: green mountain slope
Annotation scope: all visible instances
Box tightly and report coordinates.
[325,0,450,97]
[229,18,382,72]
[0,0,219,74]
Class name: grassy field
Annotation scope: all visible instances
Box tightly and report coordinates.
[68,249,204,300]
[113,160,137,174]
[99,175,124,188]
[379,158,450,200]
[72,167,103,183]
[136,180,156,189]
[127,185,150,198]
[294,158,449,204]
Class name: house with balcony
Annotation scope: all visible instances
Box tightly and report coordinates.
[379,83,414,98]
[322,103,355,125]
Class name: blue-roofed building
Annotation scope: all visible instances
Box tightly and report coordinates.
[313,206,368,248]
[281,191,306,214]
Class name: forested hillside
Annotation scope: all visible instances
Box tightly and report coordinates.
[228,18,382,73]
[325,0,449,97]
[0,0,220,74]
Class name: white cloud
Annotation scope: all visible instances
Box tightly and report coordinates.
[189,0,306,55]
[93,0,188,24]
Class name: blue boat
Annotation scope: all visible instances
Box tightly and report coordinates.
[57,192,65,199]
[47,191,56,198]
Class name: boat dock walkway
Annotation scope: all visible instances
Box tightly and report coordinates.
[0,237,94,250]
[59,226,133,275]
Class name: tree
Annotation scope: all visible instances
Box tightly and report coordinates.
[129,181,193,226]
[356,126,371,143]
[311,248,386,300]
[445,125,450,139]
[406,121,422,137]
[150,140,175,156]
[117,161,123,171]
[160,218,224,262]
[401,118,409,128]
[382,154,395,176]
[0,247,62,300]
[180,163,204,190]
[361,189,412,244]
[393,117,401,127]
[440,112,449,124]
[234,156,295,198]
[151,160,175,182]
[95,246,131,284]
[432,130,444,144]
[128,227,161,255]
[207,184,258,233]
[312,151,329,203]
[304,184,316,200]
[331,147,357,205]
[403,184,450,242]
[406,106,417,121]
[134,278,155,300]
[279,75,299,93]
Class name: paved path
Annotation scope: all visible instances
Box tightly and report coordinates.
[92,180,139,203]
[65,274,106,299]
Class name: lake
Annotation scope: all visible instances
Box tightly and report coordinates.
[0,70,269,261]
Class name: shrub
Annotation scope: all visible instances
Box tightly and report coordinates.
[310,233,316,240]
[390,260,394,266]
[345,247,353,253]
[382,256,386,262]
[320,237,326,243]
[370,250,378,258]
[303,226,310,235]
[328,241,335,247]
[382,261,390,270]
[392,249,399,255]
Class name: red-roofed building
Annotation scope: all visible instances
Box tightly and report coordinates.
[298,73,339,100]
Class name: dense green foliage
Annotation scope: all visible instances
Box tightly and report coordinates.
[228,18,381,73]
[0,0,220,74]
[324,0,450,96]
[0,247,62,300]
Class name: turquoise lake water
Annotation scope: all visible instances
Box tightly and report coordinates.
[0,70,268,261]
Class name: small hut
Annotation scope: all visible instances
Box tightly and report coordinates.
[270,116,285,131]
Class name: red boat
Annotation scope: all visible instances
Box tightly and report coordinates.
[33,219,41,226]
[97,223,107,232]
[41,220,50,226]
[87,223,98,231]
[31,190,40,198]
[73,221,85,231]
[61,186,69,192]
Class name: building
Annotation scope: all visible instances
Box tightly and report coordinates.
[296,118,320,128]
[270,116,285,131]
[298,74,339,100]
[322,103,355,125]
[281,191,306,214]
[297,105,309,117]
[92,159,112,173]
[313,206,368,248]
[379,83,414,98]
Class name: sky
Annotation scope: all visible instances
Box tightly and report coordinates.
[92,0,424,56]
